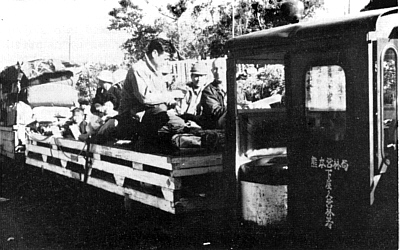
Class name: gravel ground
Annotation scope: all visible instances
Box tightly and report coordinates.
[1,156,398,250]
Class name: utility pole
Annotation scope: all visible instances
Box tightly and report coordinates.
[232,0,235,38]
[68,35,71,61]
[348,0,351,14]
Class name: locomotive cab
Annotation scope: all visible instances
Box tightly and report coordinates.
[226,7,398,246]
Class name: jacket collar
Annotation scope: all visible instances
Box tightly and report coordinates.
[144,54,158,75]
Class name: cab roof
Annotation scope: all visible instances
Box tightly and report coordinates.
[226,7,397,56]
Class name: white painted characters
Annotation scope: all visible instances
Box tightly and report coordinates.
[311,156,349,171]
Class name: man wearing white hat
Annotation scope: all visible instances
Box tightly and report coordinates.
[92,70,116,111]
[106,69,128,110]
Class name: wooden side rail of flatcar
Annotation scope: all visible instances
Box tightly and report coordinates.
[25,133,226,214]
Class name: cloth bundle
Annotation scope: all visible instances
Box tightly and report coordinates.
[170,129,225,151]
[26,82,78,107]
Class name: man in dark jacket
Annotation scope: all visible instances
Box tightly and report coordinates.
[199,58,227,129]
[92,70,117,112]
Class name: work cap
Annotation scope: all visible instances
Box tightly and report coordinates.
[190,62,207,76]
[97,70,113,83]
[113,69,128,84]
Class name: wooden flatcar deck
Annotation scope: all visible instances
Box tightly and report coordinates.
[25,133,226,214]
[0,125,23,159]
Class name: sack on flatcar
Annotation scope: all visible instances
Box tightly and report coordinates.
[171,133,201,149]
[26,83,78,107]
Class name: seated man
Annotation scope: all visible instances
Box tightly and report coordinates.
[78,98,91,120]
[87,101,118,138]
[62,107,89,141]
[107,69,128,111]
[92,70,118,113]
[177,62,207,128]
[179,62,207,116]
[199,58,227,129]
[117,38,186,142]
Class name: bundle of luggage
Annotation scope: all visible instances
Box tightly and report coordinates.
[0,59,80,127]
[171,128,225,152]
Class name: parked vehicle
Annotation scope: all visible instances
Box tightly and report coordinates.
[226,7,398,244]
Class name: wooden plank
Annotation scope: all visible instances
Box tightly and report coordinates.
[26,157,82,181]
[0,130,16,141]
[26,144,86,166]
[0,140,16,153]
[132,162,143,170]
[0,150,15,159]
[93,153,101,160]
[113,174,125,186]
[90,144,173,170]
[0,126,14,132]
[161,187,178,202]
[28,133,223,171]
[86,177,175,214]
[91,159,181,190]
[26,133,54,144]
[173,196,226,214]
[170,154,222,169]
[27,134,87,151]
[171,165,223,177]
[52,137,87,151]
[60,160,67,168]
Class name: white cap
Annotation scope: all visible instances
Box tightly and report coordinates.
[97,70,113,83]
[113,69,128,85]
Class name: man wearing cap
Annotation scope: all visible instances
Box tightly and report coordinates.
[179,62,207,117]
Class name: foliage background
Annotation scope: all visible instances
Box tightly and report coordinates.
[108,0,324,62]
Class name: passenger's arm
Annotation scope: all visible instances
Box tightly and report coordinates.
[131,70,174,106]
[202,87,226,119]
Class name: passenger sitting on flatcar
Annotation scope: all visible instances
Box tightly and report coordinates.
[78,98,91,120]
[62,107,89,141]
[87,101,118,137]
[177,62,207,127]
[92,70,118,113]
[182,58,227,130]
[107,69,128,111]
[116,38,186,141]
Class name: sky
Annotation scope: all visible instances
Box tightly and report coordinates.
[0,0,370,68]
[0,0,151,67]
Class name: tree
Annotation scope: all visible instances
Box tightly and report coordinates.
[108,0,164,62]
[75,63,119,101]
[183,0,323,58]
[108,0,324,61]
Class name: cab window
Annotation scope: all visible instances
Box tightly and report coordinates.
[382,48,397,155]
[236,62,286,158]
[305,65,346,141]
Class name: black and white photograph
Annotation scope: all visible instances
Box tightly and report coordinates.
[0,0,398,249]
